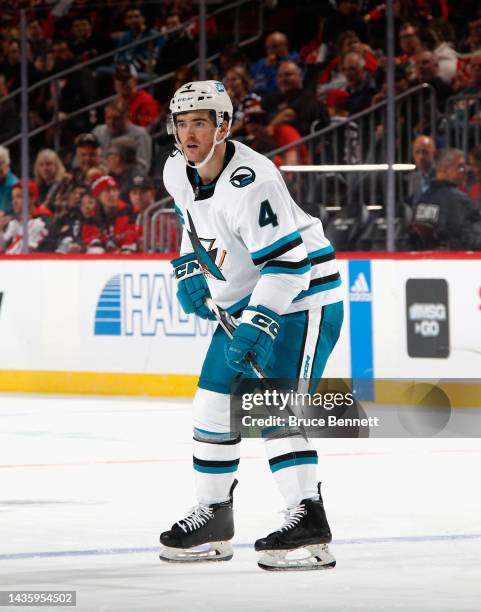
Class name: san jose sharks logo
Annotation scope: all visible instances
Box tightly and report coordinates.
[230,166,256,188]
[186,210,227,281]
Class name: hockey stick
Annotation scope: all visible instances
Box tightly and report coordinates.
[205,297,308,441]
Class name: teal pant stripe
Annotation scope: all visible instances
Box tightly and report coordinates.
[194,464,239,474]
[270,456,318,473]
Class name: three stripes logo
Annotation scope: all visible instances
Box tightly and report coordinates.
[349,272,372,302]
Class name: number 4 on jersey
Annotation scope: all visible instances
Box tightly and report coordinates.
[258,199,278,228]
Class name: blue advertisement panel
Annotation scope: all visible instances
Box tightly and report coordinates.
[348,260,374,400]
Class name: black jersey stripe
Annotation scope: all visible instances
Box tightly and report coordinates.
[308,272,341,288]
[252,236,303,266]
[310,252,336,266]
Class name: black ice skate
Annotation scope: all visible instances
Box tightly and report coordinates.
[159,480,237,563]
[255,483,336,571]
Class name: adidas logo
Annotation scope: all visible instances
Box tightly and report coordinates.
[349,272,371,302]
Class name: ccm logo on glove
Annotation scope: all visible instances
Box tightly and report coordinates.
[174,259,202,280]
[244,311,280,341]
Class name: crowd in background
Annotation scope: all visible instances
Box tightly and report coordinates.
[0,0,481,253]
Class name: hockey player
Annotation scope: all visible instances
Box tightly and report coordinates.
[159,81,343,571]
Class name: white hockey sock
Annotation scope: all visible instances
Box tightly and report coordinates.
[265,436,319,508]
[193,435,240,505]
[193,388,240,505]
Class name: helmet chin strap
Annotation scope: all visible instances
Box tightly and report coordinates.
[175,126,227,170]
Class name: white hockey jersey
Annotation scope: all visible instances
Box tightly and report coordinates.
[163,140,342,316]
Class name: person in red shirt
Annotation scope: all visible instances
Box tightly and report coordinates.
[0,181,54,253]
[113,63,160,129]
[91,174,139,252]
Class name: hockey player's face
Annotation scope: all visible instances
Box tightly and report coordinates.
[176,112,219,164]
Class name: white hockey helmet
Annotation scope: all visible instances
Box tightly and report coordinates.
[167,80,233,169]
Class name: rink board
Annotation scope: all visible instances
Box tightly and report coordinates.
[0,254,480,400]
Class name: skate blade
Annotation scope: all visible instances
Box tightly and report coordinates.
[159,541,233,563]
[258,544,336,572]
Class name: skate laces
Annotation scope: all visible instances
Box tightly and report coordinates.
[177,504,213,533]
[279,504,306,532]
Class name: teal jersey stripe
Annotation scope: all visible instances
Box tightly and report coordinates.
[250,231,301,260]
[308,245,334,259]
[194,464,239,474]
[294,277,342,301]
[261,263,312,275]
[270,456,318,473]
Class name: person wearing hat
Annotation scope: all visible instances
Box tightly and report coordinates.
[113,63,160,128]
[0,180,54,254]
[91,175,139,252]
[71,133,106,183]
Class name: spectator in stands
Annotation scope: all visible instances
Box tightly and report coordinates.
[459,53,481,96]
[323,0,368,45]
[92,174,138,252]
[218,44,249,74]
[116,7,164,77]
[397,21,423,83]
[250,32,299,99]
[409,148,479,250]
[317,31,378,103]
[0,38,41,92]
[113,63,160,128]
[71,133,105,183]
[93,99,152,175]
[467,144,481,208]
[33,149,68,207]
[105,137,141,203]
[0,180,54,254]
[128,175,155,211]
[341,51,377,115]
[70,15,115,64]
[429,19,458,84]
[461,17,481,53]
[264,60,327,136]
[0,145,18,216]
[405,135,436,205]
[243,99,308,167]
[0,73,19,142]
[54,189,106,254]
[412,50,453,112]
[45,39,95,138]
[223,65,260,138]
[27,18,51,70]
[155,14,196,75]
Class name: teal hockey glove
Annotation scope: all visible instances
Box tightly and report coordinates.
[171,253,215,320]
[225,305,281,373]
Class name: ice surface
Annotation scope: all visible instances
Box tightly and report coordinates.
[0,394,480,612]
